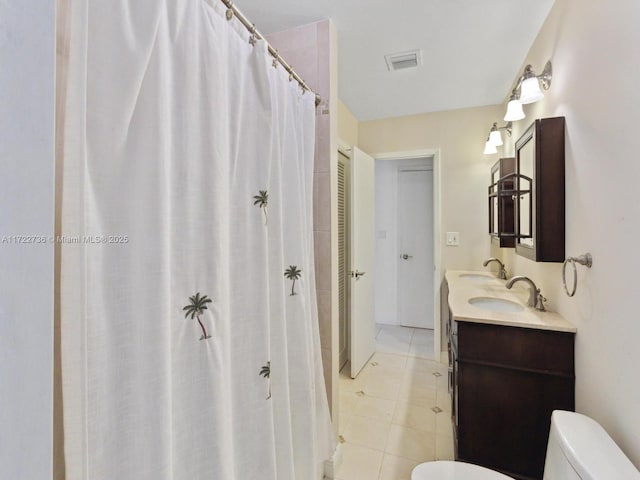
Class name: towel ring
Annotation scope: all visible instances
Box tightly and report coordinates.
[562,253,593,297]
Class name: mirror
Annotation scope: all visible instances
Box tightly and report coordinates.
[517,137,534,248]
[491,169,499,234]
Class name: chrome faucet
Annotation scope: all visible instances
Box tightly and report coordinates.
[506,276,547,311]
[483,258,507,280]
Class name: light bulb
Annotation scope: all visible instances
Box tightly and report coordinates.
[488,129,503,147]
[519,77,544,104]
[483,140,497,155]
[504,99,525,121]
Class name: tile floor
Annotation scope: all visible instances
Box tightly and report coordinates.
[336,324,454,480]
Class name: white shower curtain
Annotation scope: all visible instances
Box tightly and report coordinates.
[60,1,334,479]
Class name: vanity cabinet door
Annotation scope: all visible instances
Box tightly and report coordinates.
[515,117,565,262]
[458,362,574,479]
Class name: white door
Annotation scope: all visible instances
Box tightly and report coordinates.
[397,169,434,329]
[350,147,376,378]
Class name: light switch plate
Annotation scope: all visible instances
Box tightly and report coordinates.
[446,232,460,246]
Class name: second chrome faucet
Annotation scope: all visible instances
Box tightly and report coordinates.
[506,276,547,311]
[483,258,507,280]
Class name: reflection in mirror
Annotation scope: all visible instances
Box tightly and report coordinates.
[489,157,516,248]
[491,170,498,233]
[518,138,534,247]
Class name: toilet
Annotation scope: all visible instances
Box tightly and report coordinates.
[411,410,640,479]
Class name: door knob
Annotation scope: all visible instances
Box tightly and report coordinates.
[401,254,413,260]
[351,270,366,279]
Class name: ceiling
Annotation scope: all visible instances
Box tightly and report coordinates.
[233,0,555,121]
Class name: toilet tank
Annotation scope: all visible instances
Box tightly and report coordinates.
[543,410,640,480]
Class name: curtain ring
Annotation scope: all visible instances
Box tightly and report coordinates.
[272,50,279,69]
[225,3,234,21]
[249,24,257,46]
[562,258,578,297]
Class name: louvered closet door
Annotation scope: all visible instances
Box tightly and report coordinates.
[338,152,349,370]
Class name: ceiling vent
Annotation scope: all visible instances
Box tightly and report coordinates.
[385,50,422,72]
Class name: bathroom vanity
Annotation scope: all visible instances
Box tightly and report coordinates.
[445,271,576,480]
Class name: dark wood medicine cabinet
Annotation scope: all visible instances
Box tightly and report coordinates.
[488,117,565,262]
[488,157,516,248]
[515,117,565,262]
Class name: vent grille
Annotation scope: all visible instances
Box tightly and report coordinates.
[385,50,422,72]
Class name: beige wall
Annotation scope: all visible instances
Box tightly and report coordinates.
[338,100,359,147]
[489,0,640,466]
[359,104,503,272]
[268,20,340,434]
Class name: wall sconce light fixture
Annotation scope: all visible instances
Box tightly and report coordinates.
[504,91,525,122]
[483,137,498,155]
[483,122,512,155]
[503,60,552,121]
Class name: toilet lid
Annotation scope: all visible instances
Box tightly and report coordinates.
[411,461,515,480]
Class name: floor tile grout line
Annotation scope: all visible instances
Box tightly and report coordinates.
[339,325,454,478]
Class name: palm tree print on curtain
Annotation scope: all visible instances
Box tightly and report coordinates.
[284,265,302,296]
[182,292,213,340]
[259,361,271,399]
[253,190,268,225]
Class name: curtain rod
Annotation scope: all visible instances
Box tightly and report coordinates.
[219,0,322,107]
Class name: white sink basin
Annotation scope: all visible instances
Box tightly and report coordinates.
[459,273,495,283]
[468,297,524,313]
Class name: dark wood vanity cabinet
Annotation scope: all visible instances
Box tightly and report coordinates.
[448,313,575,480]
[515,117,565,262]
[489,157,516,247]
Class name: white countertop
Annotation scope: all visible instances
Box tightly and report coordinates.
[446,270,577,333]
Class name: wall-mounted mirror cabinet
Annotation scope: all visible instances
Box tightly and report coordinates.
[488,157,516,248]
[514,117,565,262]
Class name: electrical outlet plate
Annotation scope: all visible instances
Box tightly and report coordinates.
[446,232,460,246]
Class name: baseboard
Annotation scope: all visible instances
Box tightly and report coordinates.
[323,442,343,479]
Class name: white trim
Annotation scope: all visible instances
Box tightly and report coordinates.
[373,148,443,362]
[337,138,352,158]
[433,151,443,362]
[323,442,343,479]
[373,149,439,161]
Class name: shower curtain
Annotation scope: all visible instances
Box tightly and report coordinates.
[60,1,334,479]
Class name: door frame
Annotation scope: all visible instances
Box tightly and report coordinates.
[373,149,442,362]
